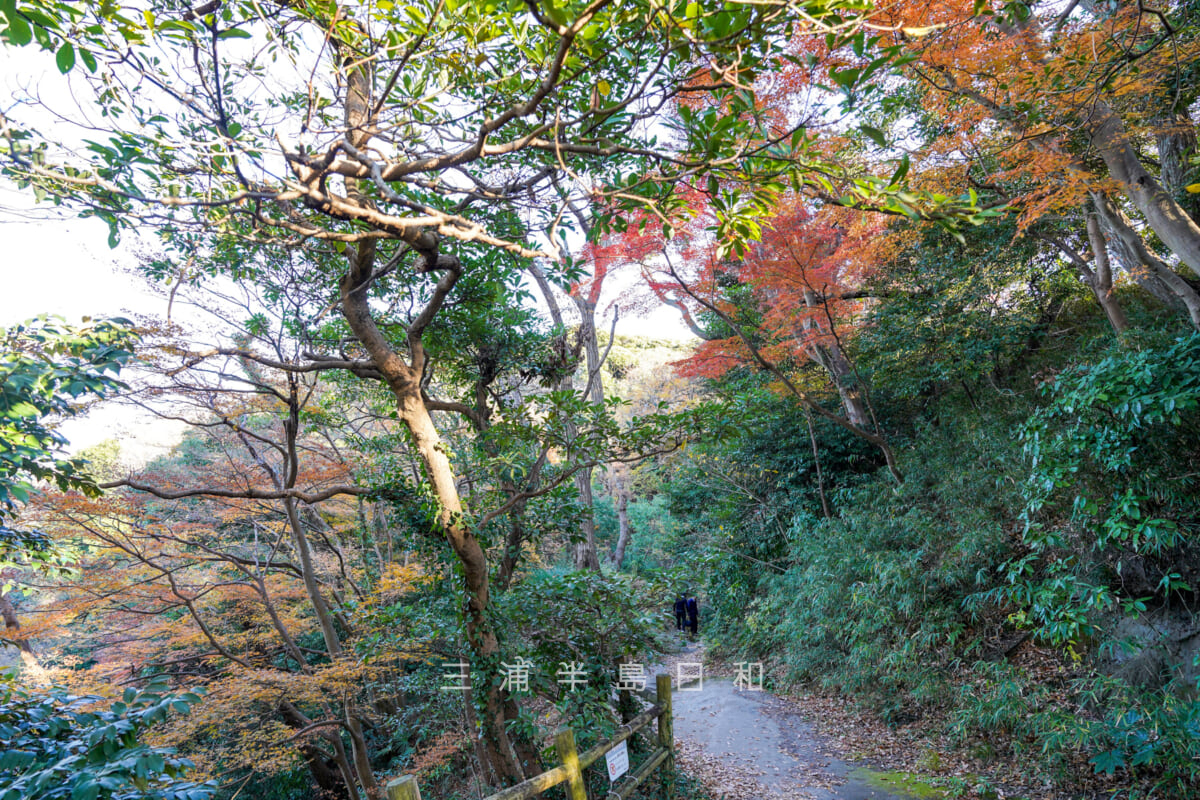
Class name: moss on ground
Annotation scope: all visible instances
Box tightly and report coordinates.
[848,767,946,799]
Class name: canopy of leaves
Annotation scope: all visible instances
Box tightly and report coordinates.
[0,316,133,577]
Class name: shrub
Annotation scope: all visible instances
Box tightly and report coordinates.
[0,675,212,800]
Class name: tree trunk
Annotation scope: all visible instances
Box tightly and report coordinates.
[278,701,351,799]
[573,469,602,571]
[495,495,529,591]
[609,477,632,569]
[1155,111,1200,224]
[284,494,343,658]
[0,592,42,677]
[809,341,870,427]
[459,683,498,788]
[572,297,605,572]
[339,242,531,786]
[397,390,530,783]
[1098,218,1182,310]
[1093,192,1200,328]
[279,399,383,800]
[1084,213,1131,335]
[528,261,609,571]
[800,289,869,427]
[1085,98,1200,278]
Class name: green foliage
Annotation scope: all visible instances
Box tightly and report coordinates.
[671,272,1200,792]
[765,417,1023,721]
[0,1,123,74]
[0,675,213,800]
[1064,676,1200,793]
[0,316,134,510]
[854,220,1062,400]
[950,664,1200,795]
[609,495,686,576]
[656,385,878,654]
[0,0,990,270]
[981,333,1200,649]
[495,569,670,749]
[0,318,220,800]
[73,439,124,486]
[0,316,134,582]
[947,662,1053,753]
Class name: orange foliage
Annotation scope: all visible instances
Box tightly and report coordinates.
[408,730,471,779]
[23,421,428,782]
[871,1,1197,229]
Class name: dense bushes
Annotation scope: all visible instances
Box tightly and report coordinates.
[495,569,670,749]
[770,416,1025,721]
[662,326,1200,794]
[989,332,1200,650]
[652,385,879,655]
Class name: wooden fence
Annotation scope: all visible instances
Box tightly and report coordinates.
[386,673,675,800]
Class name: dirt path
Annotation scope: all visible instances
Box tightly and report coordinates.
[653,644,942,800]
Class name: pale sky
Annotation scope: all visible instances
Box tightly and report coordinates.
[0,41,172,329]
[0,190,169,327]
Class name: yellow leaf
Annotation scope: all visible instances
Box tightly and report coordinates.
[1185,183,1200,194]
[597,80,611,97]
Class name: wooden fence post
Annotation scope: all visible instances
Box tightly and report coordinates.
[656,673,674,800]
[385,775,422,800]
[555,727,589,800]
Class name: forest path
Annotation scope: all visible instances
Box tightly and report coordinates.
[656,643,941,800]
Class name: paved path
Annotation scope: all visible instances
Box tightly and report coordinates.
[657,645,938,799]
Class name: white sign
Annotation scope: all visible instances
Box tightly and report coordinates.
[605,739,629,781]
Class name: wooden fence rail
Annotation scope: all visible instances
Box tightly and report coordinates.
[387,673,675,800]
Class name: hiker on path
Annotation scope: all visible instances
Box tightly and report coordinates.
[673,595,687,631]
[686,595,699,637]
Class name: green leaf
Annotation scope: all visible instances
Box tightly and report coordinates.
[860,125,886,148]
[831,66,860,88]
[4,10,32,45]
[1090,748,1125,775]
[56,42,75,73]
[72,779,100,800]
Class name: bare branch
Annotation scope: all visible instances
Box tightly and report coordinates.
[101,478,366,503]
